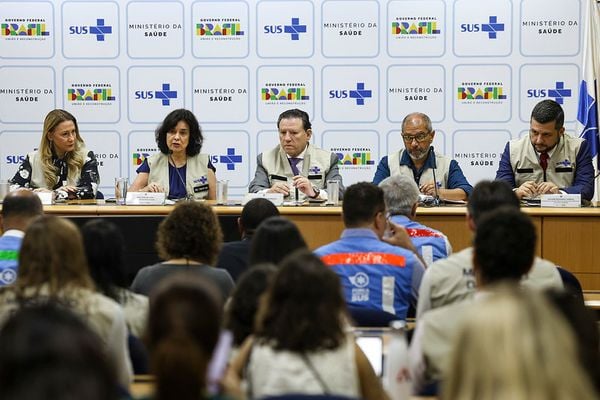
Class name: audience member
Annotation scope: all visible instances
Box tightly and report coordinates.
[379,174,452,266]
[145,274,239,400]
[0,303,121,400]
[82,218,148,338]
[248,216,307,266]
[0,189,43,286]
[229,250,388,400]
[372,112,472,200]
[0,216,131,386]
[416,180,563,318]
[410,207,536,393]
[9,109,100,200]
[131,202,234,301]
[545,289,600,395]
[224,263,277,351]
[443,286,597,400]
[314,182,425,319]
[495,99,594,201]
[216,198,280,281]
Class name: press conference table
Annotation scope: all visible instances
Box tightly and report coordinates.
[33,203,600,290]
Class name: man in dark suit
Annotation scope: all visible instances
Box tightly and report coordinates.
[215,198,280,281]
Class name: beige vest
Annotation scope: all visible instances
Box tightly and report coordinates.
[388,149,451,188]
[147,152,210,200]
[262,145,333,199]
[0,285,132,386]
[509,134,582,188]
[28,149,87,189]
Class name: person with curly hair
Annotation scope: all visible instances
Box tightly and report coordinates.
[129,109,216,200]
[9,109,100,200]
[131,202,233,301]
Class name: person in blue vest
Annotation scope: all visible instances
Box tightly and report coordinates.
[495,99,594,201]
[314,182,425,319]
[373,112,472,201]
[379,174,452,267]
[0,189,43,286]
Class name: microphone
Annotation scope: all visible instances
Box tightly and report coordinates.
[168,150,193,201]
[429,146,440,206]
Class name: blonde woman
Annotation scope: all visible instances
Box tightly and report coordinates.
[443,285,597,400]
[10,109,99,200]
[0,216,131,387]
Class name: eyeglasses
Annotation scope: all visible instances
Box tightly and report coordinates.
[401,132,431,143]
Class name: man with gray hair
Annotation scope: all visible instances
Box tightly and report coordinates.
[373,112,472,201]
[380,175,452,266]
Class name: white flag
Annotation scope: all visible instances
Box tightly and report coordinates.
[577,0,600,201]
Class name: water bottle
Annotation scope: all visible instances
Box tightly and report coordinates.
[384,320,411,400]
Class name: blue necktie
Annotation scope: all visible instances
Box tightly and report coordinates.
[289,157,301,175]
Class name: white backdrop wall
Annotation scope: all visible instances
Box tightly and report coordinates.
[0,0,587,198]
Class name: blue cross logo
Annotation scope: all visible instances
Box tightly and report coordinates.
[309,165,321,174]
[219,148,243,171]
[349,82,372,106]
[547,81,572,105]
[89,19,112,42]
[154,83,178,106]
[199,175,208,184]
[482,16,504,39]
[284,18,306,41]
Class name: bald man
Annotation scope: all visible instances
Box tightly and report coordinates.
[0,190,43,286]
[373,112,472,201]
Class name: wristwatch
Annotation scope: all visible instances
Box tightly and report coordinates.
[309,187,320,199]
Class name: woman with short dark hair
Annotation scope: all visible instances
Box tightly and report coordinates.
[129,109,216,200]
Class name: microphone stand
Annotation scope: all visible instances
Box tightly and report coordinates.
[429,146,441,207]
[168,150,193,201]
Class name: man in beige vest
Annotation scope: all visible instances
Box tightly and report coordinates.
[249,109,344,201]
[416,180,563,320]
[372,112,472,201]
[495,99,594,201]
[409,206,537,394]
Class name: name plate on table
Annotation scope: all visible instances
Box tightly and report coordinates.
[242,193,283,206]
[35,192,53,205]
[125,192,166,205]
[540,194,581,208]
